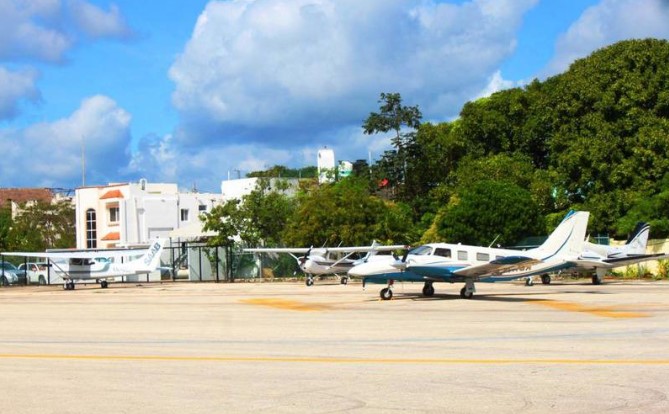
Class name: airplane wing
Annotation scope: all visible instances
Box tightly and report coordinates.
[569,253,669,270]
[450,255,541,278]
[244,245,405,254]
[321,244,406,253]
[2,250,148,260]
[243,247,312,254]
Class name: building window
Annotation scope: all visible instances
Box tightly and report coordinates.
[109,206,120,223]
[86,209,97,248]
[180,209,189,222]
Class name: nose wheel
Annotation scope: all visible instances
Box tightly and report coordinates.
[305,275,314,286]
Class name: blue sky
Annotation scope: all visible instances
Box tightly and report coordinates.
[1,0,668,192]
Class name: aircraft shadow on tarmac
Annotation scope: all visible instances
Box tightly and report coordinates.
[366,289,611,303]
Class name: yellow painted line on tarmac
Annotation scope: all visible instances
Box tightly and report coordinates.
[0,354,669,365]
[240,298,332,311]
[532,300,649,318]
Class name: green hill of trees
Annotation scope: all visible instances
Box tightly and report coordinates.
[204,38,669,248]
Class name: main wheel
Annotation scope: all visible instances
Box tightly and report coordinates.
[525,278,534,286]
[541,274,551,285]
[101,280,109,288]
[305,278,314,287]
[422,283,435,297]
[380,287,393,300]
[460,286,473,299]
[340,277,348,285]
[592,275,602,285]
[38,275,46,285]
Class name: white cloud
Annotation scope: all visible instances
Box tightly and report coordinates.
[169,0,537,150]
[68,0,134,40]
[0,0,134,63]
[543,0,669,76]
[0,95,132,187]
[0,66,40,120]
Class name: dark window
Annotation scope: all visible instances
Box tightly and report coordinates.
[433,248,452,258]
[86,209,97,248]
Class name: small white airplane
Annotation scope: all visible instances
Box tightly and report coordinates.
[555,222,668,285]
[244,241,406,286]
[2,238,167,290]
[348,211,590,300]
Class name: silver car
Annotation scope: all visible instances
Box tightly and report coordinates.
[0,262,26,286]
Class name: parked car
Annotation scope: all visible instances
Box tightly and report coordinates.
[0,262,27,286]
[18,262,51,285]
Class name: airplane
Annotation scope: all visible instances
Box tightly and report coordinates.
[545,221,668,285]
[2,238,167,290]
[244,241,406,286]
[348,211,590,300]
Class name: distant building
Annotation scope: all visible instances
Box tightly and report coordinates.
[318,147,335,184]
[75,181,223,249]
[220,177,299,202]
[0,188,72,218]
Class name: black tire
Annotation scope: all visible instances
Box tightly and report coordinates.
[541,274,551,285]
[422,283,435,297]
[525,278,534,286]
[460,286,473,299]
[340,277,348,285]
[305,278,314,287]
[0,276,8,287]
[380,287,393,300]
[38,276,46,285]
[592,275,602,285]
[101,280,109,288]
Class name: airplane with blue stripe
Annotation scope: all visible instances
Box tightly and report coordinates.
[348,211,590,300]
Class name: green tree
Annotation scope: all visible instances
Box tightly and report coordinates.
[434,180,545,246]
[7,200,75,251]
[364,92,422,201]
[283,177,416,247]
[202,178,296,247]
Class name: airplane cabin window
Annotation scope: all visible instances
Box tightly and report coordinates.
[476,252,490,262]
[408,245,433,256]
[457,251,468,260]
[433,248,451,258]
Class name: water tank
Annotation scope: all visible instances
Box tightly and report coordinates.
[317,148,335,184]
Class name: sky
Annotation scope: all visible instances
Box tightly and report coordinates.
[1,0,669,192]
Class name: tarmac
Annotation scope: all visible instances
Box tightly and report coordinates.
[1,278,669,413]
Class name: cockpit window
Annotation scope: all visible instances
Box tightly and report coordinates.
[408,245,433,256]
[433,248,452,258]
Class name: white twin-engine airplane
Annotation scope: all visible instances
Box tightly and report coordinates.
[3,238,167,290]
[245,241,406,286]
[564,221,667,285]
[349,211,591,300]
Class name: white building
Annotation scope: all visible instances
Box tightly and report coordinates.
[318,147,336,184]
[221,177,299,202]
[75,181,223,249]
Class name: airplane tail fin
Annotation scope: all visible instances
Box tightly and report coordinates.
[532,211,590,260]
[623,222,650,255]
[129,238,168,272]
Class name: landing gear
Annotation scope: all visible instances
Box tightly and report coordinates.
[592,269,605,285]
[100,280,109,289]
[380,287,393,300]
[541,274,551,285]
[525,277,534,286]
[305,275,314,287]
[422,282,435,297]
[460,279,475,299]
[63,281,75,290]
[379,280,394,300]
[340,276,349,285]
